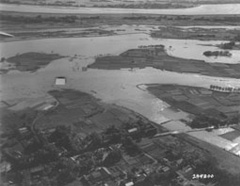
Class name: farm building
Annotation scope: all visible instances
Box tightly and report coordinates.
[55,77,66,85]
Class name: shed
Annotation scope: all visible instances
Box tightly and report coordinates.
[55,77,66,85]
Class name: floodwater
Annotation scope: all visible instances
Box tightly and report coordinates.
[1,34,240,63]
[1,31,240,154]
[1,33,240,112]
[1,3,240,15]
[179,26,240,30]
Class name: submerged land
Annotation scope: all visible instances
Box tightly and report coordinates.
[0,52,64,73]
[88,45,240,78]
[1,1,240,186]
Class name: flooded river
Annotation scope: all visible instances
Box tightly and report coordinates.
[1,3,240,15]
[1,33,240,116]
[1,31,240,153]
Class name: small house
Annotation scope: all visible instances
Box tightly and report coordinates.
[55,77,66,85]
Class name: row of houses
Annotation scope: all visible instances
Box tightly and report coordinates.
[210,85,240,93]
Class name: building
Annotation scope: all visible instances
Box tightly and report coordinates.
[55,77,66,85]
[30,166,44,178]
[85,167,112,185]
[177,165,194,180]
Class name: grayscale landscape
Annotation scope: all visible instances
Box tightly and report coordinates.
[1,1,240,186]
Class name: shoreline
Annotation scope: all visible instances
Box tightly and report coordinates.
[1,3,240,15]
[0,2,199,10]
[2,24,240,43]
[0,32,150,43]
[3,86,240,176]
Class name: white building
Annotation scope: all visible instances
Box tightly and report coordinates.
[55,77,66,85]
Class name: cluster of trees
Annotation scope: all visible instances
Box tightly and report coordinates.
[47,122,152,159]
[234,34,240,42]
[220,41,236,49]
[192,16,240,23]
[156,15,192,21]
[189,114,240,129]
[219,16,240,22]
[48,125,73,152]
[190,116,219,129]
[2,110,157,185]
[123,16,154,20]
[203,50,232,57]
[210,85,240,92]
[1,14,100,24]
[93,3,190,9]
[1,14,78,24]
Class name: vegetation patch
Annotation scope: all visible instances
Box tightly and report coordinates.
[203,50,232,57]
[146,84,240,129]
[89,46,240,78]
[6,52,64,72]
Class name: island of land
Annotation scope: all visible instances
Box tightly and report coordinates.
[203,51,232,57]
[0,52,64,73]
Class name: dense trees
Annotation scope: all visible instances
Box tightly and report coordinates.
[220,41,236,49]
[190,115,222,129]
[48,125,73,152]
[203,50,232,57]
[122,136,141,156]
[1,14,100,24]
[234,34,240,42]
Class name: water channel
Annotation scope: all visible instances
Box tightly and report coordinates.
[1,3,240,15]
[1,23,240,154]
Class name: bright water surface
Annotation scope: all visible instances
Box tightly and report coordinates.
[1,3,240,15]
[1,33,240,121]
[1,26,240,152]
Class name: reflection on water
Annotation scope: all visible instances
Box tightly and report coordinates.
[1,31,240,152]
[1,34,240,107]
[2,65,240,122]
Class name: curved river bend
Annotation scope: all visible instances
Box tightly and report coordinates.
[1,31,240,155]
[1,33,240,117]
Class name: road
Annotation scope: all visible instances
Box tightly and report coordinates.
[153,125,237,138]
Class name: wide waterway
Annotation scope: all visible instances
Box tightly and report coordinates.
[1,3,240,15]
[1,31,240,154]
[1,33,240,112]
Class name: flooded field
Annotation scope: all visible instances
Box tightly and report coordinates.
[1,33,240,115]
[1,33,240,63]
[1,28,240,158]
[2,2,240,185]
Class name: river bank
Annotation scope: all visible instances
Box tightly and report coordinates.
[1,3,240,15]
